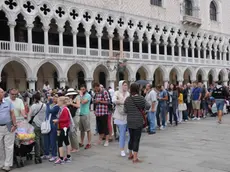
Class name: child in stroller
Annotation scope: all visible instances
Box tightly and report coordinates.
[14,120,35,167]
[208,97,217,117]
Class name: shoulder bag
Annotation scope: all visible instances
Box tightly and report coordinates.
[29,103,44,124]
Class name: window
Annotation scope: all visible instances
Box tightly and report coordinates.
[210,1,217,21]
[150,0,162,7]
[185,0,193,16]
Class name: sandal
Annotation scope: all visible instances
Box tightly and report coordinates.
[79,143,84,147]
[128,155,133,160]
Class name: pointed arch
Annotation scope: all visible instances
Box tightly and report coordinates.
[153,65,168,81]
[134,64,151,80]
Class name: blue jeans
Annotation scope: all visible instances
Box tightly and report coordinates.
[147,111,156,132]
[44,123,57,157]
[117,124,129,149]
[156,103,166,127]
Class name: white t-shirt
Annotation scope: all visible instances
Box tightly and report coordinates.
[145,89,158,111]
[6,97,25,122]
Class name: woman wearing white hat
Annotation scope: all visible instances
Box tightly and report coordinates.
[66,88,80,152]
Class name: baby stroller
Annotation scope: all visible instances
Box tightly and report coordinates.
[14,120,35,168]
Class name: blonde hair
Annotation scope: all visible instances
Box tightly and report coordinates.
[58,96,70,106]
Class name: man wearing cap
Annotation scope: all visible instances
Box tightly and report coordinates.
[211,81,229,123]
[0,88,17,172]
[66,88,80,152]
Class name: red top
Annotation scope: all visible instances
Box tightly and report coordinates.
[58,107,70,129]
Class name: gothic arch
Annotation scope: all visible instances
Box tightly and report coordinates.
[153,65,168,81]
[208,68,218,81]
[183,66,195,81]
[195,67,207,81]
[33,59,64,79]
[169,66,183,81]
[0,57,32,78]
[134,64,151,80]
[218,68,228,81]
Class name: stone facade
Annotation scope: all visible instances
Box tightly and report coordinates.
[0,0,229,91]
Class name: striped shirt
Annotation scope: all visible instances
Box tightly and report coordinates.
[124,95,150,129]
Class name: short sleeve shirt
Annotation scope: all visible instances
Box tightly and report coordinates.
[6,97,25,121]
[79,93,91,116]
[145,90,158,111]
[192,87,201,101]
[0,99,14,124]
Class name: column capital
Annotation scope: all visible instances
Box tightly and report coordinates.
[85,30,91,36]
[42,25,50,32]
[58,28,65,33]
[97,33,103,38]
[129,37,134,42]
[26,23,34,29]
[85,78,93,82]
[27,78,37,82]
[138,38,143,43]
[8,21,16,27]
[108,79,116,83]
[128,78,136,83]
[170,43,175,47]
[58,78,67,82]
[72,30,78,35]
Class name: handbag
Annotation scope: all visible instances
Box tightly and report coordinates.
[178,103,187,111]
[41,114,51,134]
[29,104,44,124]
[130,96,147,128]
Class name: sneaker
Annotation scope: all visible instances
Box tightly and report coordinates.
[104,141,109,147]
[185,120,188,122]
[120,150,126,157]
[192,117,197,120]
[54,158,65,165]
[64,157,72,163]
[79,143,84,147]
[2,166,10,172]
[85,144,91,149]
[197,117,201,120]
[41,155,50,160]
[160,126,165,130]
[148,131,156,135]
[49,157,57,162]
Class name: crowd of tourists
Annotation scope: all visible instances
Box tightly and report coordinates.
[0,79,229,171]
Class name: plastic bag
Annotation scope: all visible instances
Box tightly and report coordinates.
[16,120,35,141]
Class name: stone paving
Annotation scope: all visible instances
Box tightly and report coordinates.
[10,114,230,172]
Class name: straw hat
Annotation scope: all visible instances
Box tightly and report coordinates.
[65,88,78,96]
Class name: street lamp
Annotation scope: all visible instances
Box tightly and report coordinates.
[106,53,128,85]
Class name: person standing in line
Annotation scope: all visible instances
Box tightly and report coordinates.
[0,88,17,172]
[124,83,150,163]
[113,80,130,157]
[28,92,46,164]
[65,88,80,153]
[78,85,92,149]
[145,83,158,134]
[43,94,59,162]
[211,81,229,124]
[6,89,26,122]
[168,84,178,126]
[184,83,193,119]
[156,85,168,130]
[192,82,202,120]
[93,83,110,147]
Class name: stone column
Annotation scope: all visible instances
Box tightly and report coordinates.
[178,80,183,86]
[156,41,160,60]
[43,25,50,53]
[85,30,91,56]
[214,47,217,62]
[203,80,208,88]
[8,21,16,51]
[85,79,93,90]
[138,38,143,59]
[164,43,167,58]
[27,78,37,91]
[147,39,152,59]
[164,80,169,89]
[108,33,113,58]
[223,80,228,86]
[223,50,227,62]
[27,24,33,52]
[129,37,134,59]
[58,28,64,54]
[97,33,102,57]
[108,80,115,90]
[59,78,67,89]
[120,36,124,58]
[72,30,78,54]
[178,44,182,62]
[203,47,207,61]
[171,43,175,57]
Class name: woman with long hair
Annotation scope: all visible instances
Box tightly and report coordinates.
[124,83,150,163]
[113,80,130,157]
[53,96,72,164]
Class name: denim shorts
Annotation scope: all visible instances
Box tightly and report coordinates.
[215,99,225,111]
